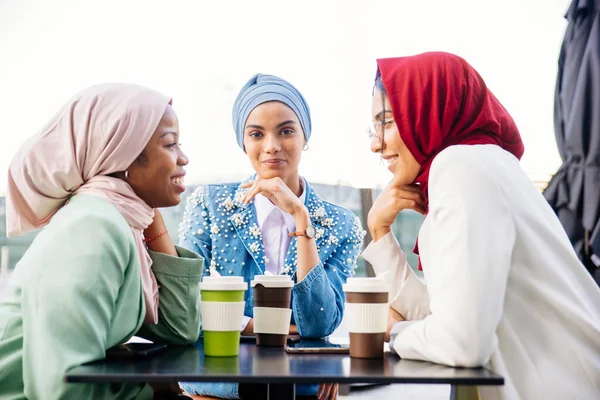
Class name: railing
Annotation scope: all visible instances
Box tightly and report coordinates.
[0,173,556,275]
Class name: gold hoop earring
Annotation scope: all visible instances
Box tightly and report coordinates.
[302,144,309,151]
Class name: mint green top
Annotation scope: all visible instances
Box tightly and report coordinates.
[0,195,203,399]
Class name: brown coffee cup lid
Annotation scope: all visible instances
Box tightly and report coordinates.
[251,274,293,288]
[342,277,389,293]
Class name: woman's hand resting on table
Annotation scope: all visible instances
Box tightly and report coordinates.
[385,307,405,342]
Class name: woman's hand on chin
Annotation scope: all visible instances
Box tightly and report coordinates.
[240,177,307,217]
[368,183,426,241]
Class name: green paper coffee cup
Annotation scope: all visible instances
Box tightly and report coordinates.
[200,276,248,357]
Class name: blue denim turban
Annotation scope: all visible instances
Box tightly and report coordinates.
[232,73,312,150]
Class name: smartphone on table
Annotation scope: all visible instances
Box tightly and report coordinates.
[105,343,169,360]
[239,335,302,343]
[284,337,350,354]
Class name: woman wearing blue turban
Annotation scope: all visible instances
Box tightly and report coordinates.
[178,74,365,400]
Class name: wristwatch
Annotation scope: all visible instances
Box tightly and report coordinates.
[289,224,317,239]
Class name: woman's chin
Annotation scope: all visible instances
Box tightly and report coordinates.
[151,195,181,209]
[168,194,182,207]
[390,173,411,187]
[258,169,286,180]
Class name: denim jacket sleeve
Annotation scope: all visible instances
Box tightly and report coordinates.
[178,185,212,274]
[292,213,365,338]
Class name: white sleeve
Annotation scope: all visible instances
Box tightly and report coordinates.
[362,232,431,320]
[241,316,252,331]
[391,152,515,368]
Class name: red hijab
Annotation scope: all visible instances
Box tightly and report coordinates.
[376,52,525,269]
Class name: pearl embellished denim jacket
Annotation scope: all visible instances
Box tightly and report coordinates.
[178,177,365,399]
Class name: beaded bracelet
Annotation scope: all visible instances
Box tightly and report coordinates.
[143,230,168,243]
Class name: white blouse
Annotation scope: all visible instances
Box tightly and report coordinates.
[362,145,600,399]
[241,180,306,329]
[254,182,306,275]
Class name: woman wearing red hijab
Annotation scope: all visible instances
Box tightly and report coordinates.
[362,52,600,399]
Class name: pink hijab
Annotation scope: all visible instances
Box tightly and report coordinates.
[6,82,172,324]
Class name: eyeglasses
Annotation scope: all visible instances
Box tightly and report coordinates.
[366,118,395,140]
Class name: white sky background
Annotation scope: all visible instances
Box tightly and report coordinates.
[0,0,571,193]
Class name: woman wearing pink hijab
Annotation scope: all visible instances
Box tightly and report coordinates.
[0,83,203,399]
